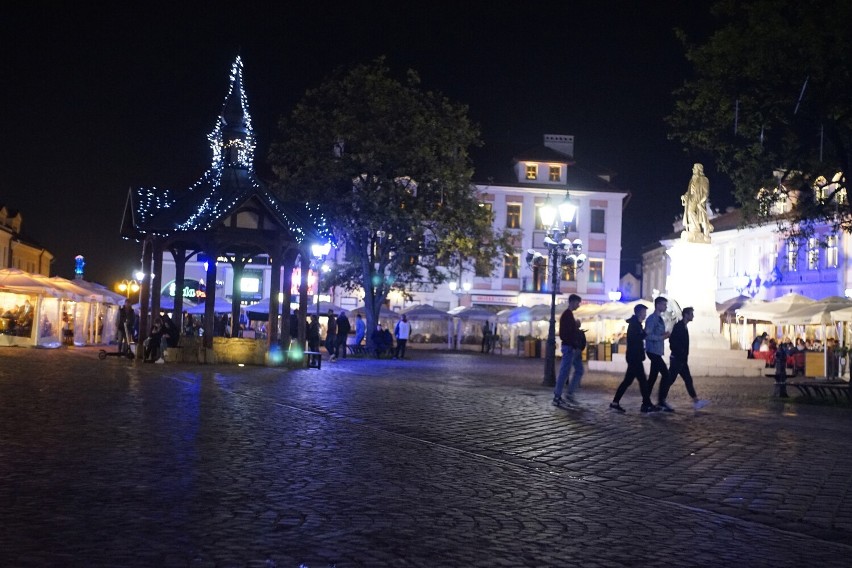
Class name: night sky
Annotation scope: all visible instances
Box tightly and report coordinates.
[1,1,732,287]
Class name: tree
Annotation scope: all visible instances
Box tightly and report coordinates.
[269,59,511,345]
[667,0,852,243]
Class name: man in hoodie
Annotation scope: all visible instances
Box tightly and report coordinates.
[610,304,658,413]
[552,294,584,406]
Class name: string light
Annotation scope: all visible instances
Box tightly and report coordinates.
[126,56,331,244]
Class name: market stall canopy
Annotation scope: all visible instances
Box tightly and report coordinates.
[401,304,450,321]
[736,293,816,321]
[449,305,498,321]
[0,268,62,296]
[496,306,533,324]
[527,303,568,321]
[69,279,126,304]
[773,296,852,325]
[830,305,852,322]
[593,300,649,321]
[185,297,230,314]
[349,304,397,319]
[716,295,751,317]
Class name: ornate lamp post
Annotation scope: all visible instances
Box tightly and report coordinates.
[117,279,140,300]
[311,242,331,316]
[526,192,585,387]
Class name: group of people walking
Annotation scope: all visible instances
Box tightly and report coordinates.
[305,309,412,361]
[552,294,709,413]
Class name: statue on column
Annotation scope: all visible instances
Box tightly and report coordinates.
[681,163,713,242]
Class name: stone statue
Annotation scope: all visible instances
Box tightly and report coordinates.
[681,163,713,241]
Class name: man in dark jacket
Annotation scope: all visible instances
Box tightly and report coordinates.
[658,307,709,410]
[610,304,659,413]
[553,294,584,406]
[325,309,337,360]
[334,311,351,359]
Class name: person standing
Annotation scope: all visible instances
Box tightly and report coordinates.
[657,307,709,411]
[394,314,411,359]
[481,320,491,353]
[774,340,790,398]
[610,304,658,413]
[354,314,366,349]
[645,296,671,408]
[552,294,583,406]
[325,309,337,360]
[289,309,299,346]
[307,314,320,353]
[335,311,351,359]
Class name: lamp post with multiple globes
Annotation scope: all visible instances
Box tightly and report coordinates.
[526,191,585,387]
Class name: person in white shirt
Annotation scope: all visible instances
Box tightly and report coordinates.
[394,314,411,359]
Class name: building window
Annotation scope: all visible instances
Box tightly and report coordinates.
[549,166,561,181]
[532,262,546,291]
[786,240,798,272]
[826,235,838,268]
[506,203,521,229]
[590,209,605,233]
[808,237,819,270]
[588,260,603,283]
[503,254,519,279]
[561,264,577,282]
[525,164,537,180]
[479,202,493,213]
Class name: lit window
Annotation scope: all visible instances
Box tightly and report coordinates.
[590,209,605,233]
[525,164,538,180]
[506,203,521,229]
[561,264,577,282]
[503,254,519,279]
[241,276,260,293]
[826,235,838,268]
[786,240,798,272]
[808,238,819,270]
[588,260,603,283]
[549,166,561,181]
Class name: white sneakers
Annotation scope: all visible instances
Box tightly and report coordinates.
[693,399,710,410]
[155,358,165,364]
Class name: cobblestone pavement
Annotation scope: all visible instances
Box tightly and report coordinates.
[1,347,851,567]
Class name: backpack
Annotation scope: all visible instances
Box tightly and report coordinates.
[576,329,587,350]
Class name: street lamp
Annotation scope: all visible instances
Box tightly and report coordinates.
[526,191,585,387]
[311,242,331,316]
[608,290,622,302]
[117,279,140,299]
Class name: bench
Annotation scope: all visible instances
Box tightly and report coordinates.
[348,344,368,356]
[305,351,322,370]
[789,380,851,403]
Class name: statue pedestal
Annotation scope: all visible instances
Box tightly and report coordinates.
[666,238,727,350]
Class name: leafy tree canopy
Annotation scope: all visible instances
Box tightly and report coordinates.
[667,0,852,242]
[269,58,510,329]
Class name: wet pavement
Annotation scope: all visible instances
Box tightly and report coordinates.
[1,346,851,567]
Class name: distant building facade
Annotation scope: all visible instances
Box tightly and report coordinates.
[0,205,53,275]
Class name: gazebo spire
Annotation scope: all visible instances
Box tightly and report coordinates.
[208,55,256,172]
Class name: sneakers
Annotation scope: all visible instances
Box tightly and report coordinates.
[693,399,710,410]
[658,401,675,412]
[155,358,165,364]
[609,402,626,413]
[552,397,563,407]
[562,394,576,405]
[641,404,661,414]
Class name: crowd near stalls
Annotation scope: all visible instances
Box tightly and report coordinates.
[0,268,124,348]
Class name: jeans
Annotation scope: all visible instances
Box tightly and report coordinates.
[660,356,696,403]
[554,345,583,399]
[395,339,408,358]
[646,353,669,396]
[613,360,653,407]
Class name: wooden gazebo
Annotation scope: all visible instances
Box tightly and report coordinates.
[120,56,328,361]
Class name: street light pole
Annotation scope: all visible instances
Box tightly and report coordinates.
[311,242,331,316]
[526,191,585,387]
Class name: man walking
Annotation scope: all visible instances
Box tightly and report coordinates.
[657,307,709,411]
[325,309,337,361]
[645,296,671,408]
[610,304,659,413]
[393,314,411,359]
[552,294,584,406]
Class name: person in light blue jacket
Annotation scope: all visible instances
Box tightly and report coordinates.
[644,296,671,409]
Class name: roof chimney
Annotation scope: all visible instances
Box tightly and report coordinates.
[544,134,574,157]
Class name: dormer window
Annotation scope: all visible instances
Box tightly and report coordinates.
[525,164,538,180]
[549,166,561,182]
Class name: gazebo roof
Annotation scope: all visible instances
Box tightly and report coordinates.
[121,56,329,245]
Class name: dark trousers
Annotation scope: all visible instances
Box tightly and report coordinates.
[325,334,336,356]
[395,339,408,358]
[646,353,669,396]
[659,356,697,403]
[775,362,788,397]
[613,361,653,406]
[335,335,347,358]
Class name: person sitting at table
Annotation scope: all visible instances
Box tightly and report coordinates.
[750,332,768,358]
